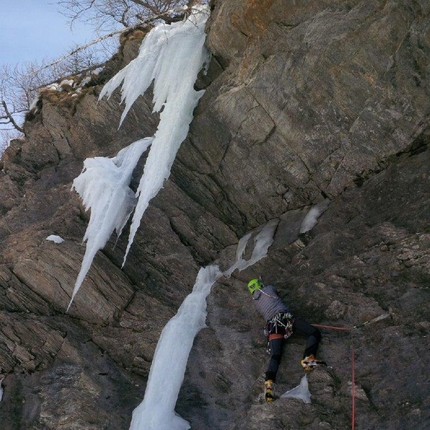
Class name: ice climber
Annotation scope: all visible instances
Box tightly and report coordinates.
[247,278,325,401]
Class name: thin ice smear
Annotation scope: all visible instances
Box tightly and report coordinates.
[281,374,312,403]
[100,6,211,266]
[224,219,278,277]
[46,235,65,244]
[130,220,278,430]
[300,199,331,234]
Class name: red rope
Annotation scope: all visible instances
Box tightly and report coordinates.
[351,343,356,430]
[311,323,351,331]
[312,323,356,430]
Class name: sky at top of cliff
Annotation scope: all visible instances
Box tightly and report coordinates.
[130,220,278,430]
[0,0,96,67]
[69,5,210,311]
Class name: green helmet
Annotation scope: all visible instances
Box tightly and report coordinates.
[248,278,263,294]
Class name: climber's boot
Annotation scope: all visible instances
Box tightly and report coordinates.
[264,379,275,401]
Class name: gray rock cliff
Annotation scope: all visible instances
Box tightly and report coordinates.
[0,1,428,429]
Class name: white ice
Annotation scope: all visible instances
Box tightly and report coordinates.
[68,137,153,310]
[130,220,277,430]
[129,265,223,430]
[281,374,312,404]
[300,199,331,234]
[224,219,279,277]
[46,235,65,244]
[99,5,211,265]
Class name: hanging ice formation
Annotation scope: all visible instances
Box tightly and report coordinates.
[69,138,153,310]
[100,4,211,264]
[69,5,210,309]
[281,374,312,404]
[300,199,331,234]
[129,220,279,430]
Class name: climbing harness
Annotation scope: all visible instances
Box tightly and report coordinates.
[264,312,294,354]
[269,312,294,339]
[257,289,294,338]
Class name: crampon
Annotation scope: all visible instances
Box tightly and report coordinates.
[300,355,327,371]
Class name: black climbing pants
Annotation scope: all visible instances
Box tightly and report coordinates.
[265,318,321,382]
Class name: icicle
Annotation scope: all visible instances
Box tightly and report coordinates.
[281,374,312,404]
[68,137,153,310]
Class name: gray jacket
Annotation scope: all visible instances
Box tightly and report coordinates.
[253,285,290,321]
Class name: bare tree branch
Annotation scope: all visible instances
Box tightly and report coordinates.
[0,0,207,148]
[36,3,197,75]
[1,101,24,133]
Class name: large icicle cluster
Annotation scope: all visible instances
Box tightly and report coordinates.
[70,6,210,308]
[100,5,210,264]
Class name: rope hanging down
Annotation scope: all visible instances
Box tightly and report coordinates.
[312,323,356,430]
[313,311,392,427]
[312,314,390,429]
[351,342,356,430]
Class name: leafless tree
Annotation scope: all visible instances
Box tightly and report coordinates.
[0,64,37,135]
[0,62,51,149]
[0,0,205,151]
[0,46,104,150]
[58,0,203,30]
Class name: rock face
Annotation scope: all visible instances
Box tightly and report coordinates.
[0,1,429,429]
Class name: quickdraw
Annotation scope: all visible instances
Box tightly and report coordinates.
[266,312,294,340]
